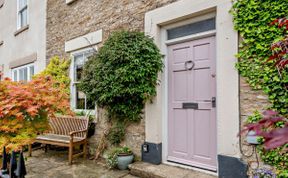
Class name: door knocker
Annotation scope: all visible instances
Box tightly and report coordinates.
[184,60,195,70]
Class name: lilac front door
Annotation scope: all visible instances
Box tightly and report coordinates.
[168,36,217,171]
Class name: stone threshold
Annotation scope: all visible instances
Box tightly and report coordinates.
[129,162,217,178]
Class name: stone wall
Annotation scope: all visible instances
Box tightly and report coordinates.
[47,0,178,157]
[239,77,272,175]
[240,77,270,118]
[47,0,178,61]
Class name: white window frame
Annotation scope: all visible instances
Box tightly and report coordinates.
[70,49,96,114]
[17,0,28,29]
[11,63,34,82]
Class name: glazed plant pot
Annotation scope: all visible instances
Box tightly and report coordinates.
[246,131,260,145]
[117,154,134,170]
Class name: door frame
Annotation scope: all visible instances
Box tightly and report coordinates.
[144,0,239,175]
[160,14,217,171]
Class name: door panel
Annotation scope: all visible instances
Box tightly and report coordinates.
[173,109,189,155]
[168,36,216,171]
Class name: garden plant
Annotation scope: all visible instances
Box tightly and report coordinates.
[0,76,71,152]
[80,31,163,156]
[232,0,288,177]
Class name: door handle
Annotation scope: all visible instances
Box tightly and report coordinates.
[184,60,195,70]
[212,97,216,108]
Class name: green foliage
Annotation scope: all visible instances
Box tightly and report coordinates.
[246,111,262,123]
[231,0,288,115]
[80,31,163,123]
[257,144,288,175]
[246,113,288,176]
[106,146,133,169]
[278,169,288,178]
[80,31,163,145]
[0,76,71,152]
[108,121,125,145]
[36,56,71,95]
[231,1,288,175]
[106,148,119,169]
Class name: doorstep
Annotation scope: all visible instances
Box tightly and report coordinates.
[129,162,217,178]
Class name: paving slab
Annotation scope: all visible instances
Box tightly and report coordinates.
[129,162,217,178]
[25,149,138,178]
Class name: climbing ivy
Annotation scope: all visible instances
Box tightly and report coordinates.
[231,0,288,176]
[231,0,288,115]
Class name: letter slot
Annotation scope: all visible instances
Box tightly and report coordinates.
[182,103,198,109]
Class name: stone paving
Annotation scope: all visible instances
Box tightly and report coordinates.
[25,148,138,178]
[25,148,217,178]
[129,162,217,178]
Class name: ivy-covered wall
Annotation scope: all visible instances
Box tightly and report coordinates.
[231,0,288,115]
[231,0,288,177]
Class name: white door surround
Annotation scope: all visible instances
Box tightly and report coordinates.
[144,0,239,172]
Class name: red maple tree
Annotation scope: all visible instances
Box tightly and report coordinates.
[0,76,72,151]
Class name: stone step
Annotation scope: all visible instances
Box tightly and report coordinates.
[129,162,217,178]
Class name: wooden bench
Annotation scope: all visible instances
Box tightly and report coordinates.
[28,115,89,164]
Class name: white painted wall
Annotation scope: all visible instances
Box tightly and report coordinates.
[144,0,240,162]
[0,0,47,78]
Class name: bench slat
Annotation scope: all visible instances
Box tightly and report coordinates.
[36,134,84,143]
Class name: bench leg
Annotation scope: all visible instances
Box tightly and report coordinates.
[28,144,32,157]
[44,144,48,153]
[69,145,73,165]
[83,141,87,159]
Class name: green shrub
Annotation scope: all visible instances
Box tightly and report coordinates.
[35,56,71,95]
[108,121,125,145]
[80,31,163,122]
[80,31,163,145]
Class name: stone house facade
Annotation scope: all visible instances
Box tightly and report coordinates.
[0,0,47,82]
[44,0,270,177]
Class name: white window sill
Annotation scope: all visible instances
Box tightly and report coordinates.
[66,0,77,5]
[14,25,29,36]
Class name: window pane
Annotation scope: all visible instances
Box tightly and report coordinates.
[20,8,28,27]
[75,85,95,110]
[23,67,28,81]
[74,55,85,82]
[76,85,86,109]
[13,71,18,81]
[167,18,216,40]
[19,0,27,9]
[19,69,24,81]
[73,51,96,110]
[18,67,28,82]
[29,66,34,80]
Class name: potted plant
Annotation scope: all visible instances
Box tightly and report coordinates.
[246,130,261,145]
[106,146,134,170]
[244,111,263,145]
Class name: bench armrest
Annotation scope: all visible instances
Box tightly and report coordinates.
[69,129,88,137]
